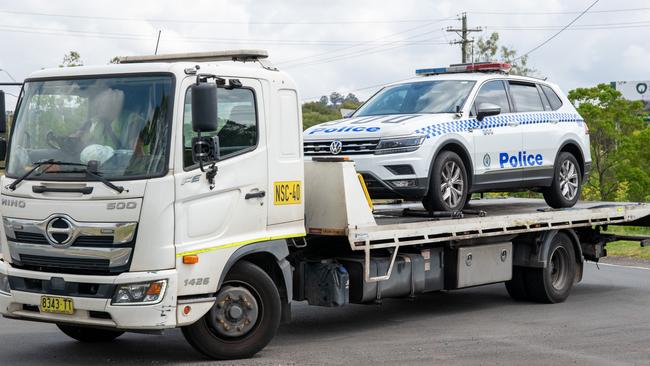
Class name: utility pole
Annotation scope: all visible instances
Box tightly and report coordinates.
[446,12,482,63]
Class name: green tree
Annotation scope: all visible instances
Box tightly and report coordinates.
[60,51,83,67]
[475,32,533,76]
[329,92,344,107]
[568,84,646,201]
[302,101,341,130]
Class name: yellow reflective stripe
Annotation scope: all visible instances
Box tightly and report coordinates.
[176,233,305,257]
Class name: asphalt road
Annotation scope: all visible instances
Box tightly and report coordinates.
[1,262,649,365]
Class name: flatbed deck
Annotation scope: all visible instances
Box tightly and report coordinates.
[350,198,650,250]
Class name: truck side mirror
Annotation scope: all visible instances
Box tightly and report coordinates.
[0,90,6,133]
[191,82,218,133]
[476,102,501,121]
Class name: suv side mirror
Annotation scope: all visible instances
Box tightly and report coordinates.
[0,90,6,133]
[476,102,501,121]
[191,82,218,133]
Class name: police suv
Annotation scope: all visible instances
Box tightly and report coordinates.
[304,62,591,212]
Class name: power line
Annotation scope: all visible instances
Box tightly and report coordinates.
[0,9,450,25]
[282,30,447,70]
[276,20,452,65]
[0,23,450,46]
[469,6,650,15]
[515,0,600,61]
[0,68,16,82]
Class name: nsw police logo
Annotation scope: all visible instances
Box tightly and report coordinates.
[330,140,343,155]
[483,154,491,167]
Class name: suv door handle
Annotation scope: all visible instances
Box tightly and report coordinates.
[507,121,520,127]
[245,190,266,199]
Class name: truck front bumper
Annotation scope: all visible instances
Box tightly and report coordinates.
[0,261,213,330]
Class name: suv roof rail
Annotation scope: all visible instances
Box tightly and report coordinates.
[118,49,271,65]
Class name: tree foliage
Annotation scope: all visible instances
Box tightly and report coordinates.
[302,92,362,129]
[60,51,83,67]
[568,84,647,201]
[475,32,534,76]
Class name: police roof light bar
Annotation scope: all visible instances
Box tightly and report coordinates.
[415,62,511,76]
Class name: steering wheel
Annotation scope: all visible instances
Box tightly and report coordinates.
[45,131,82,155]
[46,131,64,149]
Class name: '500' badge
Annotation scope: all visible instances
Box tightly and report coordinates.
[107,202,138,210]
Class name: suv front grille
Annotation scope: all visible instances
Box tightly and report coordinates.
[304,139,379,156]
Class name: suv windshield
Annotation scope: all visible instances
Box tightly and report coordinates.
[6,75,173,180]
[355,80,475,117]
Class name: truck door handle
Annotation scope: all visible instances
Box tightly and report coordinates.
[245,190,266,199]
[508,121,520,127]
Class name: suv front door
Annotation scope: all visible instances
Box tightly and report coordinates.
[471,79,523,190]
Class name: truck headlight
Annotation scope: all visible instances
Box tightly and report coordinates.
[0,273,10,295]
[111,280,167,305]
[375,136,425,155]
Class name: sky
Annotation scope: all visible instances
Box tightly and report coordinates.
[0,0,649,109]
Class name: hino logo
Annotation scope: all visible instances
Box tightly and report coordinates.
[1,198,26,208]
[45,216,75,248]
[329,140,343,155]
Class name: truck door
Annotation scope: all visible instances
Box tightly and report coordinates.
[471,80,523,189]
[174,78,268,258]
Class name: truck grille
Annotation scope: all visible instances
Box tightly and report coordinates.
[13,232,115,246]
[304,139,379,156]
[18,254,114,274]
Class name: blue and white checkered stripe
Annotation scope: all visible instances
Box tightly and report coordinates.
[415,112,584,139]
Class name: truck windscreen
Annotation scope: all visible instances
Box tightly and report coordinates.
[6,75,173,181]
[354,80,475,116]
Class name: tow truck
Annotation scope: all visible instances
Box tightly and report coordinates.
[0,50,649,360]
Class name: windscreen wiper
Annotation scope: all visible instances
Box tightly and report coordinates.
[7,159,125,194]
[7,159,85,191]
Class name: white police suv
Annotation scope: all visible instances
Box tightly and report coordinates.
[304,62,591,212]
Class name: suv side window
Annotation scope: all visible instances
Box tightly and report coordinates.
[508,82,545,112]
[471,80,511,115]
[540,84,563,110]
[183,87,258,169]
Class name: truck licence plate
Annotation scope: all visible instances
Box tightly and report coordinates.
[39,296,74,315]
[273,181,301,205]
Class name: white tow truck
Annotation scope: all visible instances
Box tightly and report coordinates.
[0,50,649,360]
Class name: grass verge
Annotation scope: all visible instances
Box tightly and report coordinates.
[603,226,650,261]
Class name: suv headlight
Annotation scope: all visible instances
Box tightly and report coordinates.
[375,136,425,155]
[111,280,167,305]
[0,273,11,295]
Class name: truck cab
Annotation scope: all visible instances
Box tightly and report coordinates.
[0,50,304,357]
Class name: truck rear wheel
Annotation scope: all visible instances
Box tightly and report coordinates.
[525,233,576,303]
[505,266,529,301]
[57,324,124,342]
[182,261,281,360]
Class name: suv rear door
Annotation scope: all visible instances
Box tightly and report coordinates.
[509,81,558,186]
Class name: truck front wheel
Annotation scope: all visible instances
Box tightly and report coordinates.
[182,261,281,360]
[57,324,124,342]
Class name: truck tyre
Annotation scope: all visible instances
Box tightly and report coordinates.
[505,266,529,301]
[424,151,468,212]
[525,233,576,303]
[57,324,124,342]
[543,152,581,208]
[182,261,281,360]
